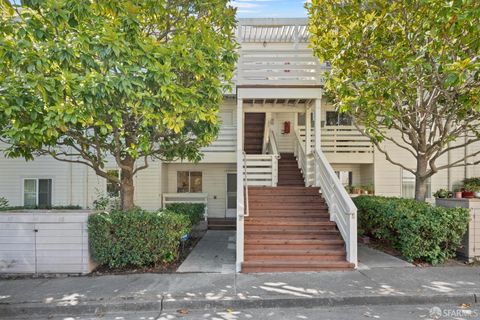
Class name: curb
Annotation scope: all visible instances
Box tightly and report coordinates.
[0,293,477,318]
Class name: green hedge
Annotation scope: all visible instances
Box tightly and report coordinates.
[353,196,469,264]
[88,209,190,268]
[165,203,205,226]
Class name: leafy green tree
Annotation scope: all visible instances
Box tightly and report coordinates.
[0,0,237,209]
[308,0,480,201]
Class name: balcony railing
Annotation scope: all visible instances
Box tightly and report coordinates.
[244,154,278,187]
[237,49,326,86]
[321,126,373,154]
[201,125,236,153]
[297,125,374,155]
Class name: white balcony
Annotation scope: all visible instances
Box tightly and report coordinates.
[298,125,374,164]
[237,49,326,86]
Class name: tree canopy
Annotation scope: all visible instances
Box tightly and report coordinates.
[308,0,480,200]
[0,0,237,209]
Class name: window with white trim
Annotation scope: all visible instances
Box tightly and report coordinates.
[106,170,120,197]
[23,179,52,208]
[401,170,431,199]
[326,111,352,126]
[177,171,202,193]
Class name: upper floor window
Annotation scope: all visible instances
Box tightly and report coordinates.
[24,178,52,208]
[177,171,202,193]
[326,111,352,126]
[106,170,120,197]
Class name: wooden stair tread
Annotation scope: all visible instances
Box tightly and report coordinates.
[245,221,335,226]
[242,260,354,270]
[246,249,345,255]
[245,239,344,245]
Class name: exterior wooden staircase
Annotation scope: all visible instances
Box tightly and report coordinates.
[242,155,354,272]
[244,113,265,154]
[278,153,305,187]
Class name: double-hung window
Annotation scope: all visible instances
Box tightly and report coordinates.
[177,171,202,193]
[23,179,52,208]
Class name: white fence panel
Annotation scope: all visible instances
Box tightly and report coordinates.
[0,211,94,274]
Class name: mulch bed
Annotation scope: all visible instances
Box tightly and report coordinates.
[361,236,478,267]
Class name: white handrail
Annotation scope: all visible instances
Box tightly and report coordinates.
[312,149,357,266]
[268,128,281,159]
[294,129,308,185]
[293,128,357,267]
[243,152,250,217]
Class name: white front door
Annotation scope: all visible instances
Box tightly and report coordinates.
[226,173,237,218]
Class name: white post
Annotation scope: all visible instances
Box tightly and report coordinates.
[305,104,311,186]
[314,99,322,154]
[236,98,244,273]
[272,155,278,187]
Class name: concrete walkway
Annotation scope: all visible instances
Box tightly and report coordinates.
[177,230,236,274]
[1,266,479,318]
[358,244,414,270]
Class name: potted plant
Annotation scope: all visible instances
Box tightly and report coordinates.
[351,185,361,194]
[364,184,374,195]
[433,188,449,199]
[453,187,463,199]
[462,183,476,199]
[463,178,480,198]
[361,185,369,195]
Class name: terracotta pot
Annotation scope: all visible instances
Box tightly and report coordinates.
[462,191,475,199]
[455,192,463,199]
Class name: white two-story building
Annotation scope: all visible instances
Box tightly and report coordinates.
[1,18,479,272]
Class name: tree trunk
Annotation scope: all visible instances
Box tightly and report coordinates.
[415,157,429,202]
[120,165,135,211]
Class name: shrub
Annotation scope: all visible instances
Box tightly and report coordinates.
[165,203,205,226]
[0,197,9,209]
[353,196,469,264]
[93,193,120,212]
[88,208,190,268]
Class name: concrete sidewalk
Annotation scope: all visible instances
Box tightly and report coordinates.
[1,266,479,318]
[177,230,236,273]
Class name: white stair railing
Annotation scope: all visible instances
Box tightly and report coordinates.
[294,128,358,267]
[244,154,278,187]
[294,129,308,186]
[312,150,357,266]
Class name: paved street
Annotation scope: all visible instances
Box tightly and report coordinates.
[6,303,480,320]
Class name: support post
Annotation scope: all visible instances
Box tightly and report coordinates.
[314,99,322,154]
[305,104,311,186]
[236,98,244,273]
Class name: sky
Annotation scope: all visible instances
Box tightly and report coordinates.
[231,0,310,18]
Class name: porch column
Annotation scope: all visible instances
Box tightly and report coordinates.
[236,97,244,272]
[314,98,322,154]
[305,104,311,186]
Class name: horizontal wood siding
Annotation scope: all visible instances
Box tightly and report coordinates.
[165,163,236,218]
